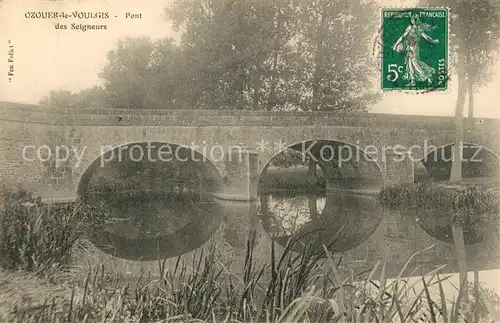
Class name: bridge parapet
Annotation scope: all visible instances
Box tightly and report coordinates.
[1,102,499,130]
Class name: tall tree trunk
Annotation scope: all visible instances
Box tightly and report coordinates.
[450,48,470,319]
[466,45,474,137]
[237,65,246,109]
[449,52,466,183]
[253,64,262,110]
[467,75,474,135]
[474,269,479,323]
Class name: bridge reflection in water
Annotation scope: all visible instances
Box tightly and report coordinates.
[85,191,224,261]
[257,191,383,254]
[80,186,499,279]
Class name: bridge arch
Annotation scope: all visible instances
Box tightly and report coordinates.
[76,141,225,261]
[418,142,500,181]
[76,141,224,197]
[258,139,384,189]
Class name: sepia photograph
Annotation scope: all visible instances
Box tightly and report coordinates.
[0,0,499,322]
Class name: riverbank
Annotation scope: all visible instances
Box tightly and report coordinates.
[378,180,500,212]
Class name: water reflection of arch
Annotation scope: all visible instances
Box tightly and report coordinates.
[418,142,500,181]
[258,190,383,253]
[76,142,225,261]
[86,197,225,261]
[257,139,384,253]
[413,206,498,245]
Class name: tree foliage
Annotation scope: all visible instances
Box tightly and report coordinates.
[294,0,380,111]
[41,0,380,112]
[39,87,108,109]
[99,37,181,109]
[165,0,380,111]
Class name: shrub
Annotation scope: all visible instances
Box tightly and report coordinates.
[377,182,500,228]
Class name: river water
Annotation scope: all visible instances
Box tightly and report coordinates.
[80,187,499,302]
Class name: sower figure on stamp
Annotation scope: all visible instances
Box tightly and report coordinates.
[392,14,439,87]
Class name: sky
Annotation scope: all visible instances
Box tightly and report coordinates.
[0,0,499,118]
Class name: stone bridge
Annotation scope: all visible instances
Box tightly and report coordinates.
[1,101,500,277]
[1,102,499,201]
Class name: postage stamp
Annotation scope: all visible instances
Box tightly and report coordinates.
[381,8,449,92]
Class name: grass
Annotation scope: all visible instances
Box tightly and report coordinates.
[0,187,499,322]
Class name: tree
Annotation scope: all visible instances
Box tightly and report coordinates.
[39,90,82,109]
[166,0,380,111]
[293,0,380,111]
[462,2,500,132]
[449,1,500,182]
[257,0,303,110]
[99,37,181,109]
[78,86,109,109]
[41,0,381,112]
[166,0,291,110]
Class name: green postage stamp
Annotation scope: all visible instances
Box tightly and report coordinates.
[381,8,449,91]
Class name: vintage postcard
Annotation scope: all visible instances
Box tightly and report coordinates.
[0,0,499,322]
